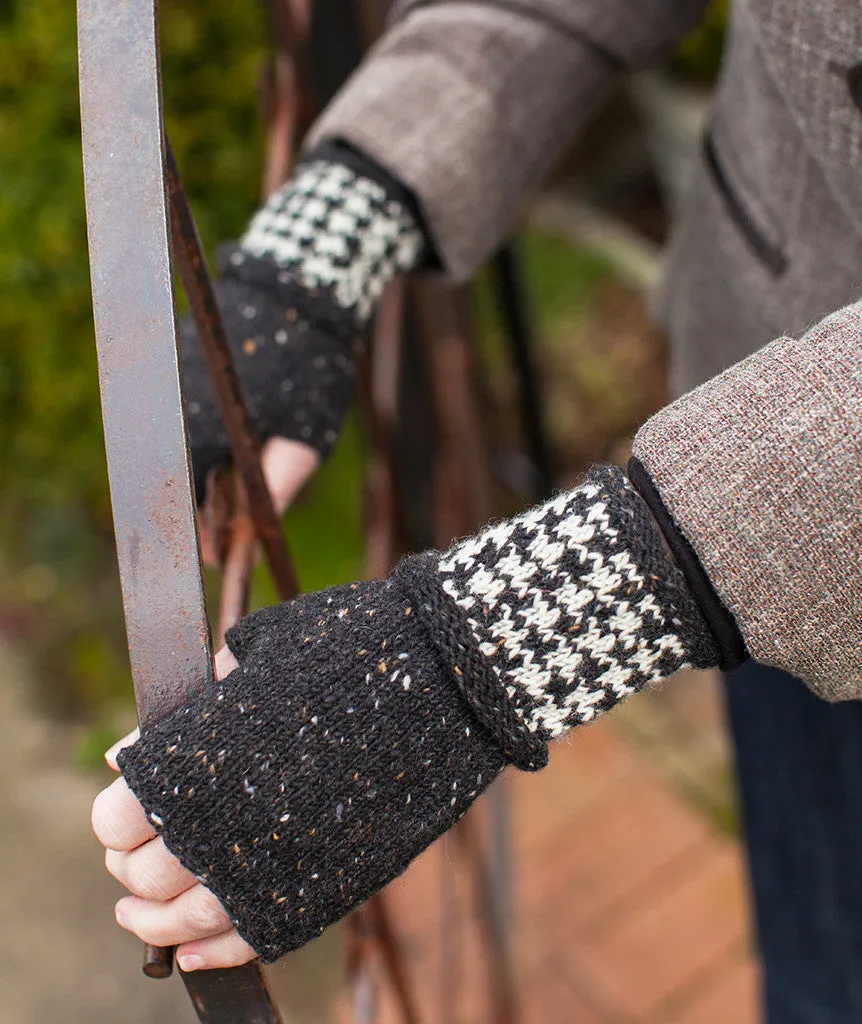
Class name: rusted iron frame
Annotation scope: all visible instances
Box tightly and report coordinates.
[455,816,518,1024]
[77,0,284,1017]
[492,246,555,501]
[259,0,316,197]
[165,140,300,605]
[359,278,411,580]
[255,3,421,1019]
[366,893,423,1024]
[413,281,517,941]
[410,278,520,1024]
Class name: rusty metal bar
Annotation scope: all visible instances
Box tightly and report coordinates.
[366,894,422,1024]
[78,1,283,1018]
[456,816,519,1024]
[260,0,316,196]
[411,278,520,1023]
[360,279,409,579]
[493,245,554,500]
[165,140,299,602]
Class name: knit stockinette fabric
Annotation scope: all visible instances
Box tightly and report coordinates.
[118,466,720,961]
[182,157,424,501]
[118,578,506,962]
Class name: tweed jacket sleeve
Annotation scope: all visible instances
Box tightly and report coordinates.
[633,301,862,701]
[306,0,710,279]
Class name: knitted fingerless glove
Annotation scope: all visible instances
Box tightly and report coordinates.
[118,465,727,961]
[182,144,426,501]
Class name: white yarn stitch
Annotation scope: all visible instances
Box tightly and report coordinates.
[241,161,423,322]
[438,476,694,738]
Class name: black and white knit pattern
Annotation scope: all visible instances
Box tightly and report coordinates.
[435,466,719,742]
[182,153,427,496]
[118,464,723,960]
[239,160,424,323]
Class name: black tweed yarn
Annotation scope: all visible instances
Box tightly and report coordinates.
[118,578,506,963]
[181,145,426,504]
[393,554,549,771]
[180,250,360,504]
[117,466,725,963]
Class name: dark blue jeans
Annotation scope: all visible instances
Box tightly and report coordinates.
[725,661,862,1023]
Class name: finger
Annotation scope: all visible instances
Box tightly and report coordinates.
[176,929,257,972]
[115,884,232,947]
[105,728,140,771]
[92,776,156,851]
[214,646,240,681]
[105,837,197,902]
[261,437,320,514]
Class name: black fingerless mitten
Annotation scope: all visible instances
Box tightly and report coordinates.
[119,578,506,961]
[118,465,723,961]
[182,148,426,501]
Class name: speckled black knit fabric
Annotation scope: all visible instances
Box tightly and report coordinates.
[118,466,723,962]
[182,151,425,503]
[118,578,506,962]
[181,255,360,503]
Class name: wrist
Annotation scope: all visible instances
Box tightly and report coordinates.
[413,466,722,753]
[627,456,748,671]
[237,150,426,325]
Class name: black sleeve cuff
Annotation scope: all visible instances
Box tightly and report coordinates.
[627,456,748,671]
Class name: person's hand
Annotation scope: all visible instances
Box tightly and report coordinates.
[182,152,426,528]
[180,255,355,549]
[94,466,724,965]
[91,648,255,972]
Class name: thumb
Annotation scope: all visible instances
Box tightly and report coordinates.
[104,728,140,772]
[260,436,321,514]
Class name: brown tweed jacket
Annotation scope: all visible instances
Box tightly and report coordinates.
[309,0,862,700]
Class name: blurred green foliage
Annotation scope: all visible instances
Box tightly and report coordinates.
[0,0,274,716]
[0,1,726,729]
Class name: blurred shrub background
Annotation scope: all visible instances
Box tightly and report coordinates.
[0,0,726,737]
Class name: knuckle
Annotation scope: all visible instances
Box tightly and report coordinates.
[91,790,120,848]
[185,894,226,936]
[138,919,171,947]
[127,862,166,902]
[121,904,170,947]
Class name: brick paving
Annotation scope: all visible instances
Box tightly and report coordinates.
[370,712,759,1024]
[0,640,757,1023]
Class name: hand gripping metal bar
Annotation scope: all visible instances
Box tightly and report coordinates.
[77,1,282,1019]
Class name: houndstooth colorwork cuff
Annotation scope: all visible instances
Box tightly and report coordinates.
[238,159,424,323]
[399,465,720,762]
[181,151,427,496]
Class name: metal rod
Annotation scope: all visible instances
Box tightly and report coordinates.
[411,278,520,1023]
[367,894,422,1024]
[165,140,299,602]
[456,816,518,1024]
[361,279,409,579]
[143,944,175,979]
[492,245,555,500]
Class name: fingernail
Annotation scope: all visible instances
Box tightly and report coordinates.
[179,955,206,972]
[114,904,127,926]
